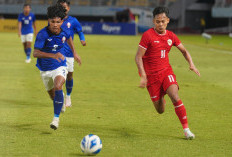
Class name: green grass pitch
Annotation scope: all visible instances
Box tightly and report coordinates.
[0,32,232,156]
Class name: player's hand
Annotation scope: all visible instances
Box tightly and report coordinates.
[139,75,147,88]
[190,65,200,76]
[81,40,86,46]
[18,32,21,37]
[53,52,65,62]
[74,53,82,66]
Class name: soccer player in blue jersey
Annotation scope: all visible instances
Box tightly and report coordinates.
[58,0,86,108]
[18,4,36,63]
[33,4,81,130]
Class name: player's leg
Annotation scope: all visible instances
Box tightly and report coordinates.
[147,75,165,113]
[21,35,28,61]
[53,75,66,115]
[50,75,65,130]
[50,67,67,130]
[65,57,74,107]
[23,42,27,51]
[164,75,195,139]
[24,34,33,63]
[152,97,166,114]
[47,88,55,100]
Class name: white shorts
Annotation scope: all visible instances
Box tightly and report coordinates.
[66,57,74,72]
[40,66,68,91]
[21,33,33,43]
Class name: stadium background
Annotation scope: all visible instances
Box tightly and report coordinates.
[0,0,232,156]
[0,0,232,35]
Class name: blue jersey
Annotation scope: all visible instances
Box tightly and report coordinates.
[18,12,36,35]
[34,27,71,71]
[61,16,85,57]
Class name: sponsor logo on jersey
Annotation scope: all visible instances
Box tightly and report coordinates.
[62,36,66,43]
[167,39,172,46]
[154,41,160,43]
[29,16,31,20]
[67,22,71,28]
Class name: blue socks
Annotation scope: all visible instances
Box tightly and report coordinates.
[24,48,31,58]
[66,79,73,96]
[53,90,64,118]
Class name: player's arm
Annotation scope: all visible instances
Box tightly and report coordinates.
[135,46,147,88]
[33,49,65,62]
[18,22,22,37]
[75,19,86,46]
[177,44,200,76]
[78,31,86,46]
[66,37,82,65]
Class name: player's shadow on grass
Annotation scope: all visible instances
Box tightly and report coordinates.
[40,131,52,135]
[1,98,44,107]
[69,153,89,156]
[7,123,52,135]
[13,124,34,131]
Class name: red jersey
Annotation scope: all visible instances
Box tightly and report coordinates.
[139,28,181,75]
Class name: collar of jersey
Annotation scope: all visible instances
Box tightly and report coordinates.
[153,28,166,36]
[63,16,70,21]
[23,12,31,17]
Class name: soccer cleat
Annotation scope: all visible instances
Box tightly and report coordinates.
[184,128,195,140]
[50,117,59,130]
[25,58,31,63]
[65,95,72,107]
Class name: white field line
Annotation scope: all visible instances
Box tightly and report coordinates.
[185,44,232,55]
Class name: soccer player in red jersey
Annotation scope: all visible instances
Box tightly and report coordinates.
[135,7,200,139]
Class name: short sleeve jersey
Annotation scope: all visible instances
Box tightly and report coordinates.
[61,16,84,57]
[139,28,181,75]
[34,27,71,71]
[18,12,36,35]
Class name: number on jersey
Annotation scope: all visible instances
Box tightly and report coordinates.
[168,75,175,82]
[161,50,166,58]
[24,20,29,24]
[52,45,59,51]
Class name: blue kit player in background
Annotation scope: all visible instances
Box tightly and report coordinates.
[33,4,81,130]
[18,3,36,63]
[58,0,86,108]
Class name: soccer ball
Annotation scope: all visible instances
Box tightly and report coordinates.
[80,134,102,155]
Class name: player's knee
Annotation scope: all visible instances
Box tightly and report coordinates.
[67,72,73,80]
[153,101,165,114]
[157,109,164,114]
[54,83,62,90]
[170,95,180,103]
[49,94,54,100]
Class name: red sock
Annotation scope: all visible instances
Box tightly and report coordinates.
[173,100,188,129]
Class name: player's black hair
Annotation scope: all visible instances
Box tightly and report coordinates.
[57,0,70,6]
[153,7,169,18]
[23,3,31,8]
[47,4,67,20]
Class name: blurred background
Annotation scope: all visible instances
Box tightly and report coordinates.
[0,0,231,35]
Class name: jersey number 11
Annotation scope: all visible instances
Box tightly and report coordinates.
[161,50,166,58]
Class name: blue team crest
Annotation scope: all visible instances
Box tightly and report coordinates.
[67,22,71,28]
[62,36,66,43]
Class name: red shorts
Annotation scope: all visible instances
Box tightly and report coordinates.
[146,68,178,102]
